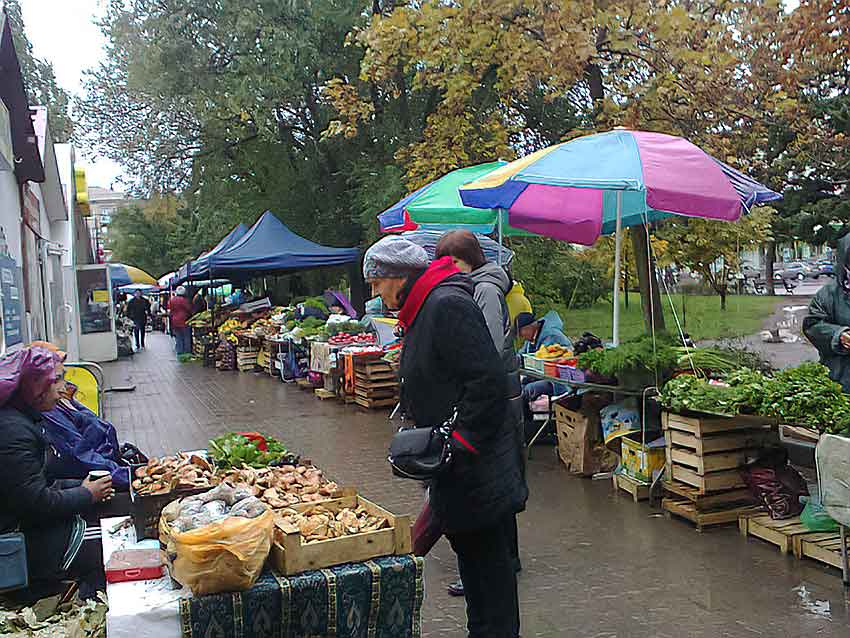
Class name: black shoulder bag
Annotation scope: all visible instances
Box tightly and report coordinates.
[388,410,457,481]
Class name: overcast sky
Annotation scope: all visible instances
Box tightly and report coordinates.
[20,0,801,191]
[19,0,122,189]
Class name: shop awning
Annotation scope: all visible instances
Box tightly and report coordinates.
[209,211,360,277]
[0,16,44,183]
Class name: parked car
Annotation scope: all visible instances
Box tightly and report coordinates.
[773,261,817,280]
[816,260,834,277]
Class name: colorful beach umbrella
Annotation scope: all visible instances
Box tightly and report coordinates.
[459,130,782,246]
[108,263,158,288]
[378,162,530,236]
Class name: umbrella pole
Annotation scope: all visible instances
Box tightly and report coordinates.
[612,191,623,346]
[497,209,504,266]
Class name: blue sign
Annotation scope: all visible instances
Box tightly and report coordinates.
[0,254,23,347]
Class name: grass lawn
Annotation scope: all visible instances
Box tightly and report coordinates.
[554,292,781,342]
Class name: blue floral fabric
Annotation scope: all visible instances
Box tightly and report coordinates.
[180,555,423,638]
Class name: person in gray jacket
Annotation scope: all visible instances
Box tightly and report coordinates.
[804,234,850,392]
[435,229,525,598]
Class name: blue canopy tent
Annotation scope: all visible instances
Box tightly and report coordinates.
[208,211,360,278]
[175,223,249,284]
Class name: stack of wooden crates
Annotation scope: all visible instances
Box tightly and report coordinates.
[236,342,260,372]
[662,411,774,530]
[352,356,398,409]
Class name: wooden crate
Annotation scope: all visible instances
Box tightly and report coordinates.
[354,396,398,409]
[270,495,411,576]
[663,481,753,512]
[662,412,774,438]
[667,447,749,475]
[613,473,649,502]
[665,428,775,455]
[738,514,812,554]
[670,465,746,494]
[796,532,850,572]
[314,388,336,401]
[664,498,761,532]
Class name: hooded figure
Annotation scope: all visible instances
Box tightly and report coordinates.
[803,236,850,391]
[470,262,512,347]
[0,348,113,600]
[517,310,573,355]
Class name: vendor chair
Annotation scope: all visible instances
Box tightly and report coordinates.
[527,390,573,459]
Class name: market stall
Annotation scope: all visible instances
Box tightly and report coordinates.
[105,432,421,638]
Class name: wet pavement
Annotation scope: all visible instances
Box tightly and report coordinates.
[103,333,850,637]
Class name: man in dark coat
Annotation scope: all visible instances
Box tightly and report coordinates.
[126,290,151,349]
[364,236,527,638]
[804,235,850,391]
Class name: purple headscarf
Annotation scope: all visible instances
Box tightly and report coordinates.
[0,347,64,409]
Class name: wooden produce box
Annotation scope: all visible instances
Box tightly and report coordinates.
[613,472,649,502]
[662,411,775,495]
[270,494,411,576]
[663,498,761,532]
[353,357,398,410]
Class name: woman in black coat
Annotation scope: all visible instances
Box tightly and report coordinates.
[0,347,114,600]
[435,230,526,597]
[364,236,527,638]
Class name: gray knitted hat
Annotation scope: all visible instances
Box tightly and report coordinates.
[363,236,429,280]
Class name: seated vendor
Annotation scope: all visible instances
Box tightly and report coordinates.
[0,347,114,602]
[517,310,574,422]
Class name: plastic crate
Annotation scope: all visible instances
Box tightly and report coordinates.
[522,355,546,374]
[557,364,587,383]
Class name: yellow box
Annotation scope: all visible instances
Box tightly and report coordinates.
[621,437,665,483]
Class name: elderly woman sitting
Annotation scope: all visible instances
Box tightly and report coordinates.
[0,347,114,601]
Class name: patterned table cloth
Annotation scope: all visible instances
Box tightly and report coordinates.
[179,555,423,638]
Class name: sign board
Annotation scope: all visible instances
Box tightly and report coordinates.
[0,254,23,347]
[92,289,110,303]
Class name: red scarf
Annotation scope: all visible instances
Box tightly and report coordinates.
[397,257,460,330]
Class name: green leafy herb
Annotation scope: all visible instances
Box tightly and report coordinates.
[208,433,294,468]
[578,335,679,379]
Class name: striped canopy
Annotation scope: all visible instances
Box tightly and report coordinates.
[459,130,782,245]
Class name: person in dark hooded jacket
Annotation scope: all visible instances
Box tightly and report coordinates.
[435,230,526,598]
[804,236,850,392]
[364,235,527,638]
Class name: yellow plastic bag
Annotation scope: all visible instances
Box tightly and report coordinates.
[160,506,274,595]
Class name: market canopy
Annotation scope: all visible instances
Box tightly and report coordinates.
[176,223,249,283]
[459,130,782,245]
[208,211,360,276]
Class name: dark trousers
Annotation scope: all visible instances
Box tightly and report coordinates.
[132,320,147,348]
[447,514,520,638]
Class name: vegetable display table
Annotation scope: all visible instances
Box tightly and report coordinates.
[102,517,424,638]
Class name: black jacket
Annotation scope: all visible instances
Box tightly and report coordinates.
[0,406,92,581]
[399,275,527,534]
[126,297,150,324]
